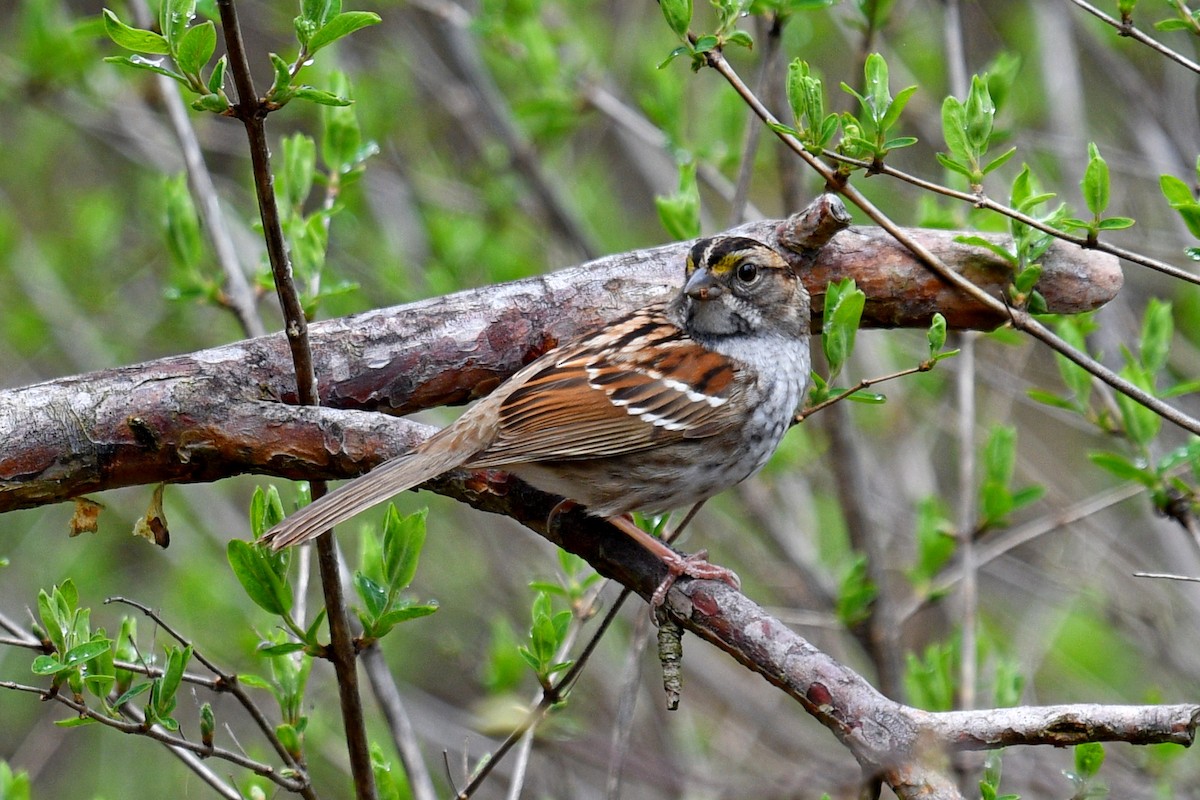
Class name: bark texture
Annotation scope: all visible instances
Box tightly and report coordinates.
[1,218,1119,511]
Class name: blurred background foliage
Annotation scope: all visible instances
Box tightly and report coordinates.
[2,0,1200,798]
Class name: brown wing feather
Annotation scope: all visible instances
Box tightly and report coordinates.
[467,307,739,467]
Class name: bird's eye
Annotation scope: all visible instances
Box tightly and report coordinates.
[736,261,759,284]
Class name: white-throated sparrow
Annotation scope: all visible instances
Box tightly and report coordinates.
[262,236,811,604]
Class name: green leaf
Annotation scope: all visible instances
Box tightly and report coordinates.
[724,30,754,49]
[954,234,1016,265]
[102,9,170,54]
[1159,174,1194,206]
[1155,18,1192,30]
[659,0,693,38]
[1115,363,1161,447]
[940,96,968,161]
[63,639,113,667]
[114,681,153,708]
[935,151,974,180]
[1027,388,1077,411]
[1009,485,1044,511]
[1096,216,1134,230]
[1140,298,1173,374]
[268,52,293,103]
[191,93,230,113]
[354,572,388,618]
[227,539,292,616]
[821,278,865,379]
[1081,142,1110,217]
[861,52,891,123]
[657,45,691,69]
[175,19,215,77]
[280,133,316,210]
[1088,451,1154,486]
[964,74,996,153]
[292,86,353,106]
[927,312,947,356]
[301,0,339,28]
[54,716,96,728]
[207,54,227,94]
[31,655,69,675]
[655,161,700,241]
[159,644,192,707]
[982,425,1017,487]
[835,555,876,627]
[160,0,196,47]
[307,11,381,54]
[322,72,371,172]
[104,55,188,85]
[845,391,886,404]
[982,146,1017,176]
[879,84,918,132]
[382,506,427,590]
[374,603,439,629]
[1074,742,1106,779]
[882,135,917,150]
[258,642,308,656]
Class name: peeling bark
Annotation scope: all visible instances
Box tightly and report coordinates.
[0,219,1119,511]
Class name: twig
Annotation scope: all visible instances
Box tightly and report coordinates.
[605,599,653,800]
[703,48,1200,438]
[580,82,760,216]
[128,0,263,339]
[117,700,243,800]
[1065,0,1200,74]
[794,361,941,422]
[105,595,311,783]
[214,2,375,795]
[941,0,979,718]
[1133,571,1200,583]
[361,646,439,800]
[409,0,597,260]
[831,150,1200,288]
[456,584,632,799]
[900,479,1150,622]
[0,680,310,792]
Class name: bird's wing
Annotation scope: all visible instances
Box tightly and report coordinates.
[468,307,739,467]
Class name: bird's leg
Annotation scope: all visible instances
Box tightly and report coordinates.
[605,514,740,609]
[546,500,739,610]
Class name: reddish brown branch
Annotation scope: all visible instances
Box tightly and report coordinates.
[0,216,1119,512]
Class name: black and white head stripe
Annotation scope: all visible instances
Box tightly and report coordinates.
[685,236,788,277]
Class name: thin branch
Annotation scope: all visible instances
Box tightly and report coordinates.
[105,596,311,781]
[703,48,1200,438]
[1133,571,1200,582]
[408,0,598,260]
[900,479,1150,622]
[456,585,632,799]
[834,151,1200,288]
[117,701,243,800]
[794,360,941,422]
[1066,0,1200,74]
[215,1,375,795]
[361,646,439,800]
[128,0,262,338]
[0,680,309,792]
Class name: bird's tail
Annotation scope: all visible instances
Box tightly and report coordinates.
[259,439,474,550]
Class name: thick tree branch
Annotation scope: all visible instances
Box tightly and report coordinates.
[1,203,1174,799]
[0,215,1118,511]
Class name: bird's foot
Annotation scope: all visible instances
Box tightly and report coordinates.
[649,548,741,609]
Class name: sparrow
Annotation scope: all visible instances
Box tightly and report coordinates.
[262,235,811,606]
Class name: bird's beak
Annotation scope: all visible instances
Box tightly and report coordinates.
[684,267,722,300]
